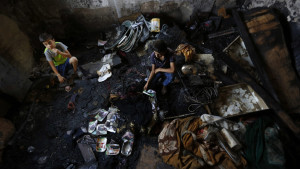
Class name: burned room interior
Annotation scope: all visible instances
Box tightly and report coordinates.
[1,0,300,169]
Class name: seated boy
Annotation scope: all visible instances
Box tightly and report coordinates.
[39,33,80,84]
[144,40,175,95]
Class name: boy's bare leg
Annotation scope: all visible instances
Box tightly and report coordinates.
[69,57,78,72]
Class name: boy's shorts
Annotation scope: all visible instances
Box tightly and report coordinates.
[55,58,72,77]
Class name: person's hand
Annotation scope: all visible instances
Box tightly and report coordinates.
[51,48,59,55]
[155,68,161,74]
[57,74,66,83]
[144,83,148,91]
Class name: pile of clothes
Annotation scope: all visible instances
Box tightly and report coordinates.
[158,115,247,169]
[158,114,286,169]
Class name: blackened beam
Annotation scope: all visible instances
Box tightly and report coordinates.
[208,27,237,39]
[232,10,279,102]
[215,52,300,138]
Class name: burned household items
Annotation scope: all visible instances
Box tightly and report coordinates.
[1,7,299,169]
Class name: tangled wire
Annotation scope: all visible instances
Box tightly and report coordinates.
[182,86,219,112]
[184,87,218,104]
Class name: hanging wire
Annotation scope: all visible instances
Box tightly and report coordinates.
[184,85,219,112]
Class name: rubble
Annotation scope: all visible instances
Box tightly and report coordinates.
[2,6,300,169]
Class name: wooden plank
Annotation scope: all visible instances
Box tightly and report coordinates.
[232,10,279,102]
[242,9,300,115]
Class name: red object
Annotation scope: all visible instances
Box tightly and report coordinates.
[67,94,78,110]
[68,102,75,110]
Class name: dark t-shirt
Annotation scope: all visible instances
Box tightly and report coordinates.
[150,49,175,68]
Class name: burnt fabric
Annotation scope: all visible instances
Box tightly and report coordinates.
[114,94,152,128]
[158,116,247,169]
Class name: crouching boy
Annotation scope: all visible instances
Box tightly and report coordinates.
[39,33,80,83]
[144,40,175,95]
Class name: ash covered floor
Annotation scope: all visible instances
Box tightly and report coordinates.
[1,9,300,169]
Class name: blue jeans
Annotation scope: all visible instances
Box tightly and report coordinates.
[55,58,72,77]
[151,72,174,87]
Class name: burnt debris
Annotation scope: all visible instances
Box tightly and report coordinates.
[1,7,300,169]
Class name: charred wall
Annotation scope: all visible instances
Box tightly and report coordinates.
[0,0,299,115]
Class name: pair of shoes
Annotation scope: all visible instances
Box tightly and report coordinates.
[97,64,112,82]
[161,86,167,95]
[101,53,114,63]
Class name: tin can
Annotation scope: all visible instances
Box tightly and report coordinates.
[106,144,120,155]
[96,137,107,152]
[151,18,160,32]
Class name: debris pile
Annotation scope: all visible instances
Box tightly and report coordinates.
[2,7,299,169]
[104,15,150,52]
